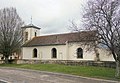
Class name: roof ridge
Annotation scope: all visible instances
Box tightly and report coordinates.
[36,30,96,38]
[36,32,80,38]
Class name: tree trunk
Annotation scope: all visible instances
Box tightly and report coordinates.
[4,56,9,64]
[94,47,100,61]
[115,60,120,78]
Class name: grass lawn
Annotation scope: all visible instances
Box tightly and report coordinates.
[0,63,119,80]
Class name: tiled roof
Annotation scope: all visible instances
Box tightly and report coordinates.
[22,30,97,47]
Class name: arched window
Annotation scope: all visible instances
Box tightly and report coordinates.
[35,32,37,37]
[51,48,57,58]
[77,48,83,58]
[33,48,37,58]
[25,32,28,41]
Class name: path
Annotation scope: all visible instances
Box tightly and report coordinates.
[0,67,119,83]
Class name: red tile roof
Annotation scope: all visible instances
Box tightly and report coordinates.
[22,30,97,47]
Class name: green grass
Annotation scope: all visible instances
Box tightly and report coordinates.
[0,64,119,80]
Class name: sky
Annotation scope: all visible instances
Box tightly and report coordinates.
[0,0,87,35]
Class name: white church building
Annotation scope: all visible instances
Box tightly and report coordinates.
[21,24,115,63]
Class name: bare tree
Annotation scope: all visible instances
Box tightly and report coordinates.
[69,21,100,61]
[0,7,24,63]
[70,0,120,77]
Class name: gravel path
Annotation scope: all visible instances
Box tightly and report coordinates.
[0,67,119,83]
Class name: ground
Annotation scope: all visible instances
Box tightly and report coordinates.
[0,67,118,83]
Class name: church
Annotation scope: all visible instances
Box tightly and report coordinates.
[20,24,114,64]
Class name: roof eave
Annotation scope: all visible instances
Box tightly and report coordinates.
[22,43,66,47]
[21,26,41,29]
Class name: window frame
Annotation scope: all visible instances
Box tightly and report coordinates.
[35,32,37,37]
[33,48,37,58]
[51,48,57,58]
[77,47,83,59]
[25,32,28,41]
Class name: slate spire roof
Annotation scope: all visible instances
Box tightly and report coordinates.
[22,30,97,47]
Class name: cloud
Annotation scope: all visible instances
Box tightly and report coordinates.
[0,0,87,35]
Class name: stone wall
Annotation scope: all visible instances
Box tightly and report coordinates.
[16,59,116,68]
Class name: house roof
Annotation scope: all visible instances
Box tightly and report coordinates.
[21,24,40,29]
[22,30,97,47]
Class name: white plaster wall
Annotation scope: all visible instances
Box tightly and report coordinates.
[31,28,40,38]
[98,48,115,61]
[68,42,95,60]
[23,47,39,60]
[22,43,115,61]
[24,28,31,40]
[23,45,67,60]
[67,42,114,61]
[24,28,40,41]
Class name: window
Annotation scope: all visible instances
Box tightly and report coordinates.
[35,32,37,37]
[51,48,57,58]
[33,48,37,58]
[77,48,83,58]
[25,32,28,41]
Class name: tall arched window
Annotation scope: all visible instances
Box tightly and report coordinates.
[51,48,57,58]
[33,48,37,58]
[25,32,28,41]
[77,48,83,58]
[35,32,37,37]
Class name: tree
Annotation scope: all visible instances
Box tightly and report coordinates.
[0,7,24,63]
[71,0,120,77]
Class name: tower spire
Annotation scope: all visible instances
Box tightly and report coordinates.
[31,16,32,25]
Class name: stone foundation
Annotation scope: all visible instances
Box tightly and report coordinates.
[16,59,116,68]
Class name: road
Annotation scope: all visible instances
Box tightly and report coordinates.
[0,67,119,83]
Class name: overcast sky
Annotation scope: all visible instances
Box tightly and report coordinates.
[0,0,87,35]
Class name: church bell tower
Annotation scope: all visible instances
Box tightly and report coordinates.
[21,24,41,43]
